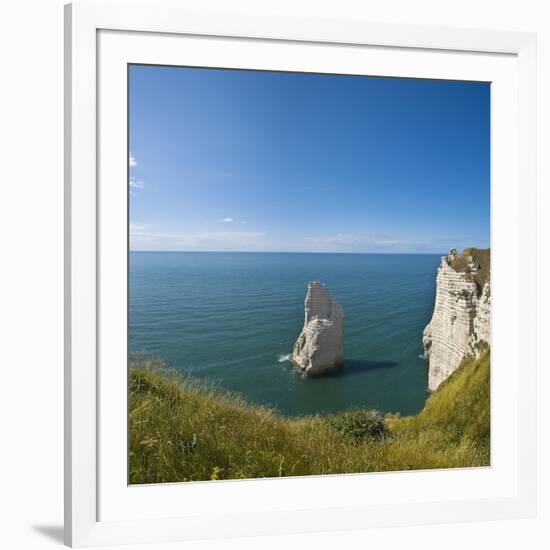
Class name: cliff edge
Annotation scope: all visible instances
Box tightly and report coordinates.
[292,281,344,377]
[423,248,490,390]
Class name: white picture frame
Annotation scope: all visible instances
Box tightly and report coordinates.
[65,1,538,547]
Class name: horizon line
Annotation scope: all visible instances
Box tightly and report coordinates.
[129,249,451,255]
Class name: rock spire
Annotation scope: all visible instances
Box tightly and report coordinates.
[292,281,344,377]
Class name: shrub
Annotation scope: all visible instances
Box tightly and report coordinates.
[329,409,388,442]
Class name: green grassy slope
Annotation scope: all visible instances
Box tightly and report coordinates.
[129,350,490,484]
[450,247,491,292]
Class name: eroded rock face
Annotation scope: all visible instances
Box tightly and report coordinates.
[292,281,344,377]
[423,250,490,390]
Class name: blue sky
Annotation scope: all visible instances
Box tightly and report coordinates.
[129,65,490,253]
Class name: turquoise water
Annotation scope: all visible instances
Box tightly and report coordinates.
[129,252,441,416]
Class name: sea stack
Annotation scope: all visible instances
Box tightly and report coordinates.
[292,281,344,377]
[423,248,491,391]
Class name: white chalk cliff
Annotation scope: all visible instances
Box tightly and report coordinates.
[292,281,344,377]
[423,249,491,391]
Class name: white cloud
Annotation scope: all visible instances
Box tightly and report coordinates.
[129,226,415,253]
[220,217,249,224]
[305,233,358,246]
[373,239,405,246]
[130,225,267,251]
[129,178,144,189]
[304,233,407,252]
[129,154,137,167]
[130,223,153,232]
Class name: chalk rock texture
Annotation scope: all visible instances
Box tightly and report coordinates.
[292,281,344,377]
[423,250,491,391]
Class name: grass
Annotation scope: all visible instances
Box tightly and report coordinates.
[129,349,490,484]
[450,247,491,293]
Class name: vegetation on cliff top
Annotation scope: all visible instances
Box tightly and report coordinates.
[450,247,491,293]
[129,350,490,484]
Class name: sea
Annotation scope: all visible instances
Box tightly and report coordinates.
[129,251,442,416]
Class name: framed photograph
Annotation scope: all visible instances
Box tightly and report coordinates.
[65,1,538,547]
